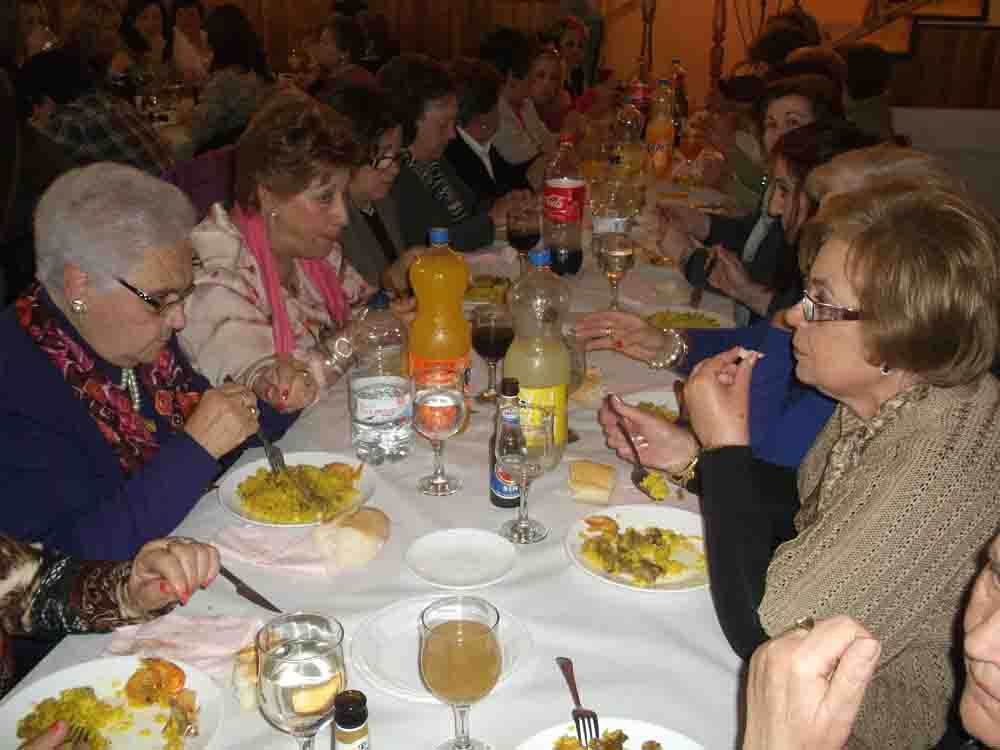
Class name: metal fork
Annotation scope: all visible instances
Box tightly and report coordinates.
[555,657,600,747]
[66,722,99,748]
[257,428,323,512]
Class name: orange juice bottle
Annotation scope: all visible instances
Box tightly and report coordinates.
[408,228,471,381]
[646,78,675,179]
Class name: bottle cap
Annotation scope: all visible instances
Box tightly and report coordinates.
[558,131,577,145]
[528,247,552,266]
[334,689,368,730]
[500,377,519,397]
[368,290,390,310]
[429,227,449,244]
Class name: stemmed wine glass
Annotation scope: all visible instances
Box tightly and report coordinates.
[472,305,514,403]
[256,613,346,750]
[507,203,542,278]
[419,596,502,750]
[413,366,468,496]
[594,233,637,311]
[496,403,555,544]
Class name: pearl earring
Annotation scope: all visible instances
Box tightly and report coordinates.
[269,208,279,219]
[880,364,892,376]
[70,299,88,315]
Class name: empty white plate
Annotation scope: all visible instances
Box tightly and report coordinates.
[405,528,517,589]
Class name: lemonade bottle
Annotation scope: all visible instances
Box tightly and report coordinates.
[408,228,471,381]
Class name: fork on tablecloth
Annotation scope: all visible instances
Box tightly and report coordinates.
[555,656,600,747]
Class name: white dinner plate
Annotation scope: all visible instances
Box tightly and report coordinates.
[405,528,517,589]
[217,450,375,528]
[0,655,223,749]
[564,504,708,593]
[348,596,533,704]
[647,305,734,329]
[517,717,703,750]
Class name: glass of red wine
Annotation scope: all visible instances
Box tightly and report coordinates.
[472,305,514,403]
[507,204,541,278]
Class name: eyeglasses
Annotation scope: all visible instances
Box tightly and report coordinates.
[800,290,862,322]
[118,278,195,315]
[371,151,402,171]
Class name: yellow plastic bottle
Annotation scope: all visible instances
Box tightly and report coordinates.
[408,227,471,379]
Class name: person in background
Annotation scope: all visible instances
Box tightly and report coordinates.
[15,0,58,67]
[0,162,299,561]
[189,3,273,154]
[171,0,211,82]
[560,0,604,88]
[1,535,219,703]
[681,182,1000,748]
[445,58,532,208]
[181,90,374,390]
[836,42,895,141]
[526,44,569,133]
[747,6,822,72]
[119,0,170,84]
[324,83,426,293]
[378,53,523,252]
[479,28,556,168]
[549,15,587,101]
[305,15,375,101]
[355,10,397,75]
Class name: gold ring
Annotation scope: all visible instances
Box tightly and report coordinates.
[603,326,614,338]
[247,404,259,418]
[780,616,816,637]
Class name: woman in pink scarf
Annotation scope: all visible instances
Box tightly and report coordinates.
[181,90,374,410]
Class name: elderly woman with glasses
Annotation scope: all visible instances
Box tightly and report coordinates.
[180,89,375,401]
[663,183,1000,749]
[0,163,297,560]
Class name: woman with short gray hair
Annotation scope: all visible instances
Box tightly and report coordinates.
[0,162,300,560]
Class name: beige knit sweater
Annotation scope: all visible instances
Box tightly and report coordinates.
[759,376,1000,750]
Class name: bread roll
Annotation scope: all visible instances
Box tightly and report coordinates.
[312,507,391,570]
[568,460,615,505]
[232,644,258,711]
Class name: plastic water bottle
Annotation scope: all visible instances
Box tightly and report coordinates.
[349,292,413,465]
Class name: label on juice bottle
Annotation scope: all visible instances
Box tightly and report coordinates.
[518,385,568,446]
[544,178,586,225]
[408,354,471,391]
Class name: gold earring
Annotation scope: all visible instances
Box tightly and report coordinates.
[70,299,88,315]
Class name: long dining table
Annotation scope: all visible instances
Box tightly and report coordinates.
[12,241,746,749]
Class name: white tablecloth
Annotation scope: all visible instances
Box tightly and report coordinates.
[13,249,744,750]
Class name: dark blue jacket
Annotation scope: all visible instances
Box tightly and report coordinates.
[0,295,296,559]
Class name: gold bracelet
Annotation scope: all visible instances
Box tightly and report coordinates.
[667,453,699,489]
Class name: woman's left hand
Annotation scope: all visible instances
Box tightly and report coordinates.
[707,247,774,315]
[252,356,317,412]
[390,295,417,326]
[685,346,762,450]
[128,538,221,612]
[598,394,701,472]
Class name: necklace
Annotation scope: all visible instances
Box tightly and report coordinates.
[121,368,141,411]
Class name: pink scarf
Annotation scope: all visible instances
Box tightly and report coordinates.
[232,205,350,355]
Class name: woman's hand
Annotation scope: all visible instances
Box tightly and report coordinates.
[128,537,221,611]
[743,616,881,750]
[658,204,711,242]
[706,247,774,315]
[18,721,68,750]
[574,311,669,364]
[658,219,699,265]
[184,382,259,459]
[684,346,761,450]
[251,356,317,412]
[489,192,531,229]
[384,245,427,295]
[390,295,417,326]
[598,394,700,472]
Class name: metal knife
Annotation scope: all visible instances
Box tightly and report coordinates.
[218,566,282,614]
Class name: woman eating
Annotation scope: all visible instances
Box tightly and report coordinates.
[180,89,373,394]
[680,183,1000,748]
[0,163,298,560]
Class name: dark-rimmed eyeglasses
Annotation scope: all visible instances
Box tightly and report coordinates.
[800,290,862,322]
[371,151,402,171]
[118,278,195,315]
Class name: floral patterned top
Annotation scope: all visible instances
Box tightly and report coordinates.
[180,204,374,388]
[0,535,151,698]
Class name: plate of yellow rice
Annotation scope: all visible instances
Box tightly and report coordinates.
[1,655,221,749]
[646,306,732,330]
[218,451,375,528]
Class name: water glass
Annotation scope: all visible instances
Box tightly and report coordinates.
[256,613,346,750]
[413,367,468,496]
[419,596,502,750]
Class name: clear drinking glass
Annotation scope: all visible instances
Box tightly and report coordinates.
[256,613,346,750]
[471,305,514,403]
[413,366,468,496]
[419,596,502,750]
[594,233,637,311]
[507,203,542,278]
[496,403,554,544]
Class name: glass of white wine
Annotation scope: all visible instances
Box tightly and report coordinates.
[419,596,502,750]
[594,233,637,311]
[256,613,346,750]
[413,366,468,496]
[496,403,555,544]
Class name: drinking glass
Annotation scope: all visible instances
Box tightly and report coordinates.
[471,305,514,403]
[256,613,346,750]
[413,367,468,496]
[507,203,542,277]
[419,596,502,750]
[594,232,637,311]
[496,403,554,544]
